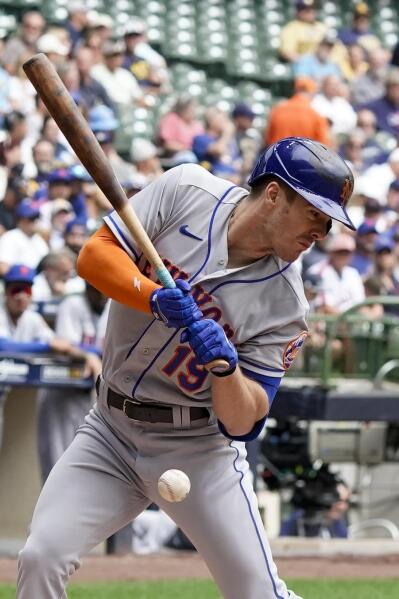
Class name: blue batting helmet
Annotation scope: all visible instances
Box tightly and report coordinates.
[248,137,356,230]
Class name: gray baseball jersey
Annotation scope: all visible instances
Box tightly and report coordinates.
[17,165,307,599]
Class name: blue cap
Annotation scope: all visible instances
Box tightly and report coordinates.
[4,264,35,284]
[357,220,377,236]
[15,199,40,220]
[232,102,255,119]
[375,235,395,253]
[68,164,92,182]
[65,216,88,235]
[88,105,118,132]
[47,167,73,184]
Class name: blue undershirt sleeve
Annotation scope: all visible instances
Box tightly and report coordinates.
[217,368,282,442]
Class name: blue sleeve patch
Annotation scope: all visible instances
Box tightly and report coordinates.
[217,369,282,442]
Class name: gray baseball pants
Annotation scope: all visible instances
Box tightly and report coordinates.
[17,386,302,599]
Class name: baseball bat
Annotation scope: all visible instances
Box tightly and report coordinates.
[23,53,228,373]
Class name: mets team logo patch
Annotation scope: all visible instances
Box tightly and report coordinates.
[282,331,308,370]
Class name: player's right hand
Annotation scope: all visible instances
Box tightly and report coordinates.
[150,279,203,328]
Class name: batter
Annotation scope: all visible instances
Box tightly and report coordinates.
[17,138,356,599]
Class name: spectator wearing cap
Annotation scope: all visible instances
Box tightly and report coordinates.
[337,3,380,55]
[157,96,204,158]
[359,67,399,138]
[36,33,70,65]
[231,103,261,185]
[48,199,74,250]
[264,77,330,146]
[279,0,327,64]
[63,2,89,55]
[351,47,389,105]
[192,107,241,184]
[0,200,48,275]
[1,11,45,75]
[350,220,378,278]
[365,235,399,315]
[75,46,115,112]
[88,104,135,183]
[123,18,170,94]
[293,34,342,82]
[86,12,113,46]
[311,75,357,136]
[64,217,89,256]
[308,233,365,314]
[91,39,145,106]
[130,138,163,184]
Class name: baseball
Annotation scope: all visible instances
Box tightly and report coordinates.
[157,469,191,503]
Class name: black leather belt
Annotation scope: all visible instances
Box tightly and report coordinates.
[97,378,209,424]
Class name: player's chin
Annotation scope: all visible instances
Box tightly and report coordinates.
[276,246,303,262]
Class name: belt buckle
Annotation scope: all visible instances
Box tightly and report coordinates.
[122,397,140,417]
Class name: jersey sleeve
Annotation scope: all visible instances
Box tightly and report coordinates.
[103,165,185,260]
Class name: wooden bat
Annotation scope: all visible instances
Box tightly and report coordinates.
[23,53,228,373]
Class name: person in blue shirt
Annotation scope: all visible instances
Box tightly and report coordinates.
[294,35,341,82]
[337,2,380,53]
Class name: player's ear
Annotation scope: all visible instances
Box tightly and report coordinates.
[265,181,279,204]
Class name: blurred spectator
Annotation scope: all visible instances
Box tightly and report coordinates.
[264,77,330,146]
[75,46,115,111]
[350,220,378,278]
[132,509,179,554]
[86,12,113,46]
[308,233,365,314]
[0,199,48,275]
[123,18,170,94]
[360,67,399,137]
[30,138,56,183]
[279,0,327,64]
[157,96,204,158]
[340,128,368,176]
[311,75,357,136]
[355,147,399,205]
[41,116,74,165]
[365,236,399,315]
[37,283,107,482]
[47,198,74,250]
[231,103,261,186]
[301,238,328,276]
[63,217,89,256]
[63,2,89,55]
[302,272,326,313]
[192,107,241,183]
[0,172,26,234]
[293,34,341,82]
[88,104,135,182]
[36,33,70,65]
[1,111,33,176]
[0,62,12,122]
[337,2,380,54]
[91,39,145,107]
[339,43,368,83]
[130,138,163,184]
[350,46,389,105]
[32,248,81,301]
[1,11,45,75]
[356,109,389,167]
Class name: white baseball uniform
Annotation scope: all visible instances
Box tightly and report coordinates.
[17,165,308,599]
[37,294,109,482]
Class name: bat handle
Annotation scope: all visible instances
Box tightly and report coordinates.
[204,358,231,373]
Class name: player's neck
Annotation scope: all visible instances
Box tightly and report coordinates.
[227,198,273,267]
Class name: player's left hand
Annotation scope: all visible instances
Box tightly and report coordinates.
[150,279,203,328]
[180,319,238,374]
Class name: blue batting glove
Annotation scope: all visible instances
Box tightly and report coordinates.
[150,279,203,328]
[180,319,238,372]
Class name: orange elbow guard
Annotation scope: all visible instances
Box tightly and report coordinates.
[77,224,160,314]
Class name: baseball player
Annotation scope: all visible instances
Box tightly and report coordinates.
[17,138,355,599]
[37,283,109,482]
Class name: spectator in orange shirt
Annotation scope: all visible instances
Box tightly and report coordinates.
[264,77,330,146]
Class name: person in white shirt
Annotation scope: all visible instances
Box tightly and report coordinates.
[91,39,144,106]
[32,248,84,303]
[312,75,357,136]
[308,233,365,314]
[0,199,48,276]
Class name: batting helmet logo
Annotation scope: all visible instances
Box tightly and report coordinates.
[283,331,308,370]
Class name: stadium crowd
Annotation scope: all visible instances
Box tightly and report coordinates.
[0,0,398,546]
